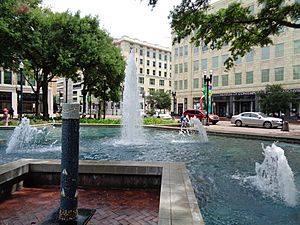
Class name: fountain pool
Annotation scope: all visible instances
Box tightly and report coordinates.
[0,126,300,225]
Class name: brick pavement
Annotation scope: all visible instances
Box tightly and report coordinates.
[0,187,159,225]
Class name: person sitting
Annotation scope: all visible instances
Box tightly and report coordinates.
[181,114,189,128]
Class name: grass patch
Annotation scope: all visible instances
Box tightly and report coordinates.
[143,118,177,125]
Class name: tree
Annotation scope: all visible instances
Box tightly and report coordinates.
[149,0,300,69]
[257,84,295,116]
[146,90,171,113]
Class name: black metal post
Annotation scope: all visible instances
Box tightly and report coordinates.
[204,72,212,126]
[59,103,80,222]
[19,62,24,122]
[172,91,176,116]
[65,78,68,103]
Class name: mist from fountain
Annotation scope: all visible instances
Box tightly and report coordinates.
[119,51,145,145]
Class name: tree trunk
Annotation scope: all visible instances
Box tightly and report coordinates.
[42,76,49,120]
[103,97,106,119]
[98,99,101,119]
[82,86,87,115]
[35,90,40,117]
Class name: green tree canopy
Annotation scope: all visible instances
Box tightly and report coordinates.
[146,90,171,113]
[149,0,300,69]
[257,84,295,115]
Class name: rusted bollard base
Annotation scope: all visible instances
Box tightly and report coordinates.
[39,208,95,225]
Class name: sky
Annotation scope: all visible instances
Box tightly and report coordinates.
[42,0,183,48]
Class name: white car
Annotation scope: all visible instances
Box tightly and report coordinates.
[231,112,282,129]
[157,113,172,120]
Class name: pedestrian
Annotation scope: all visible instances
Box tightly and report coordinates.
[2,107,9,126]
[9,107,14,119]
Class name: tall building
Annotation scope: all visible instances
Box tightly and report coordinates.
[0,68,54,117]
[114,36,172,113]
[172,0,300,117]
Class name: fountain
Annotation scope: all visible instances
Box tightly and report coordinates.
[120,51,144,145]
[251,143,298,207]
[178,116,208,143]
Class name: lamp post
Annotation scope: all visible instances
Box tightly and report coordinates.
[204,71,212,126]
[142,90,145,113]
[172,91,176,116]
[19,62,24,121]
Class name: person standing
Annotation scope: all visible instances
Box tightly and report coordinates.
[2,108,8,126]
[9,107,14,119]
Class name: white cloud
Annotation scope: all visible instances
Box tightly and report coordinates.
[42,0,182,47]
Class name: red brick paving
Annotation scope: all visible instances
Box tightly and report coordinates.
[0,187,159,225]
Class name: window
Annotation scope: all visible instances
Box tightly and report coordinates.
[153,51,156,58]
[179,64,183,73]
[261,69,270,82]
[159,62,161,68]
[184,62,188,72]
[175,48,178,58]
[246,50,254,62]
[246,71,253,84]
[4,71,12,84]
[169,81,171,87]
[140,68,143,74]
[140,49,143,56]
[139,77,144,84]
[147,69,150,75]
[212,56,219,68]
[159,53,162,60]
[17,73,25,85]
[275,43,284,57]
[222,54,229,66]
[153,61,156,67]
[147,50,150,57]
[164,54,167,61]
[261,46,270,60]
[193,78,199,89]
[164,63,167,69]
[222,75,228,86]
[175,64,178,74]
[140,87,144,94]
[179,80,183,90]
[159,71,161,76]
[212,76,218,87]
[202,44,208,52]
[294,40,300,54]
[149,78,155,85]
[179,47,183,56]
[153,70,156,76]
[293,65,300,80]
[164,72,167,77]
[174,81,178,90]
[184,45,188,56]
[235,56,242,64]
[193,60,199,71]
[159,80,164,86]
[140,59,143,65]
[184,80,188,89]
[149,88,155,94]
[275,67,284,81]
[201,59,207,70]
[147,60,150,66]
[193,45,199,54]
[235,72,242,85]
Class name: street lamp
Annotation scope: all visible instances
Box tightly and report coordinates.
[19,61,24,121]
[204,70,212,126]
[142,90,145,113]
[172,91,176,116]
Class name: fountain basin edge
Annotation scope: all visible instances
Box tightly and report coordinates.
[0,159,204,225]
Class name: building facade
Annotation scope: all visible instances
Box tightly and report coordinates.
[172,0,300,118]
[0,68,53,117]
[114,36,172,114]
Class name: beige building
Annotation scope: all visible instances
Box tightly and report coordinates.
[172,0,300,118]
[114,36,172,113]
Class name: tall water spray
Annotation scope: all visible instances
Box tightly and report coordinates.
[252,143,298,207]
[190,117,208,143]
[120,51,144,144]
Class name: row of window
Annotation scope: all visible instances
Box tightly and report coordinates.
[139,68,171,78]
[139,77,172,87]
[136,48,171,61]
[175,65,300,90]
[139,59,170,69]
[0,70,35,86]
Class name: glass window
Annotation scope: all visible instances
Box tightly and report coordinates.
[201,59,207,70]
[17,73,26,85]
[153,70,156,76]
[149,78,155,85]
[153,51,156,58]
[246,50,254,62]
[159,62,161,68]
[169,81,171,87]
[153,61,156,67]
[202,44,208,52]
[235,56,242,64]
[193,78,199,89]
[184,62,188,72]
[179,80,183,90]
[275,67,284,81]
[261,46,270,60]
[193,60,199,71]
[174,81,178,90]
[175,48,178,58]
[246,71,253,84]
[222,54,229,66]
[261,69,270,82]
[184,80,188,89]
[140,59,143,65]
[140,49,143,56]
[147,69,149,75]
[164,72,167,77]
[159,71,161,76]
[275,43,284,57]
[212,56,219,68]
[294,40,300,54]
[147,60,150,66]
[147,50,150,57]
[179,64,183,73]
[164,54,167,61]
[159,53,162,60]
[4,71,12,84]
[184,45,188,56]
[179,47,183,56]
[159,80,164,86]
[193,45,199,54]
[139,77,144,84]
[235,72,242,85]
[222,75,228,86]
[293,65,300,80]
[164,63,167,69]
[140,68,143,74]
[212,76,218,87]
[175,64,178,74]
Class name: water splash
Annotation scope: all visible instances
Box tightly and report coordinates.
[6,118,57,153]
[119,51,145,145]
[178,116,208,143]
[190,117,208,143]
[251,143,298,207]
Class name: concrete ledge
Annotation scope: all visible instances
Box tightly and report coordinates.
[0,159,204,225]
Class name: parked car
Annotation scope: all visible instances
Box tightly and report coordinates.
[231,112,282,129]
[183,109,219,124]
[157,113,172,120]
